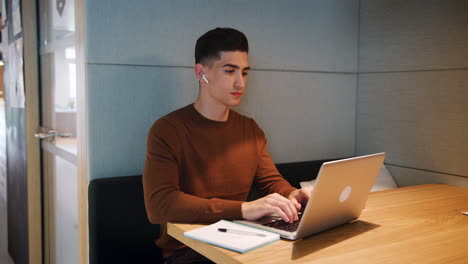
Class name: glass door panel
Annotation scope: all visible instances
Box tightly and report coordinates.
[53,155,79,264]
[38,0,78,263]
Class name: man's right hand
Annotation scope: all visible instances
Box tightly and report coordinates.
[241,193,299,223]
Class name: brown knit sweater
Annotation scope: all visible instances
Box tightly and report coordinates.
[143,104,296,258]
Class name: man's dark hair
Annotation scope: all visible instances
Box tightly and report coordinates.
[195,27,249,65]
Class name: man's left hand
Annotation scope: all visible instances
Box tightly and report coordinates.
[288,186,314,211]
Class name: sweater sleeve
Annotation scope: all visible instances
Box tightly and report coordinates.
[253,122,297,197]
[143,119,243,224]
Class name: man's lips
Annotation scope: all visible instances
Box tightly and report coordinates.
[231,92,242,97]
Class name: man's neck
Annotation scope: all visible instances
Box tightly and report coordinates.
[193,99,230,122]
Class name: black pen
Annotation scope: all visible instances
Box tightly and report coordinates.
[218,228,266,237]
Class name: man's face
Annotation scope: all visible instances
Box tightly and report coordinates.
[202,51,250,107]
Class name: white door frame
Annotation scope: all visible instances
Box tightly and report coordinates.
[75,0,89,263]
[23,0,41,263]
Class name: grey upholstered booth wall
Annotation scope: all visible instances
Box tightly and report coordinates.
[85,0,359,180]
[356,0,468,186]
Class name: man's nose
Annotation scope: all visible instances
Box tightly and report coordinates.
[234,74,245,89]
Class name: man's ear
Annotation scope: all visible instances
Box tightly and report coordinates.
[194,64,207,84]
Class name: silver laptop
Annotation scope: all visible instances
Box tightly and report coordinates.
[235,152,385,240]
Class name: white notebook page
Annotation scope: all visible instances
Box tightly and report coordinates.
[183,220,280,253]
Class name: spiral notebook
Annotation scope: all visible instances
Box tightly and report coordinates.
[183,220,280,253]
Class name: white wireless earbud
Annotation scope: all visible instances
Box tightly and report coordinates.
[202,74,210,84]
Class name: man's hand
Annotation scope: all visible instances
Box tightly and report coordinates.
[288,186,314,211]
[241,187,314,223]
[241,193,299,223]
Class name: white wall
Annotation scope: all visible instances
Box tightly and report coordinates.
[85,0,359,180]
[357,0,468,186]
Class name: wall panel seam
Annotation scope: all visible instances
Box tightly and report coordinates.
[386,163,468,179]
[87,62,357,74]
[354,0,361,156]
[359,68,468,74]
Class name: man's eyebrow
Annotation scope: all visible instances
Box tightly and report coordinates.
[222,64,251,71]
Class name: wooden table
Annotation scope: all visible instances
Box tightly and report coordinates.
[168,184,468,263]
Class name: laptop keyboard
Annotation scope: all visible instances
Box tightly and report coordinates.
[261,212,303,232]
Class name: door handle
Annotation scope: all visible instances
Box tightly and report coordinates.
[34,130,72,139]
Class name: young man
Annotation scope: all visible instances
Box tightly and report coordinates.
[143,28,312,263]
